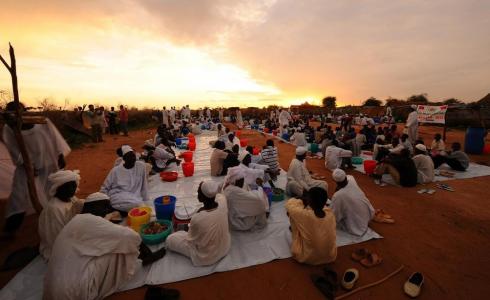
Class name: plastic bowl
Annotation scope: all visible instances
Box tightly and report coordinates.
[352,157,364,165]
[140,220,173,245]
[271,188,285,202]
[160,171,178,182]
[127,206,152,232]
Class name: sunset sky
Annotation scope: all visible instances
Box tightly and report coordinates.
[0,0,489,109]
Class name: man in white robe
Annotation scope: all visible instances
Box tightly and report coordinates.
[287,147,328,197]
[405,105,419,144]
[412,144,435,183]
[278,109,292,128]
[166,181,231,266]
[219,108,224,122]
[169,107,176,124]
[162,106,169,127]
[206,107,211,119]
[236,109,243,129]
[39,170,83,261]
[43,196,169,300]
[330,169,374,237]
[223,166,268,231]
[100,145,148,212]
[290,128,307,147]
[325,140,353,170]
[2,102,71,234]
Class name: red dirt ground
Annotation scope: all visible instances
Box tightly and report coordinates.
[1,124,490,300]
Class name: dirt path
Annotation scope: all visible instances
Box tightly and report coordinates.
[1,125,490,300]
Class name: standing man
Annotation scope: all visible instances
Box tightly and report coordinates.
[279,108,292,129]
[236,108,243,129]
[119,105,129,137]
[162,106,169,127]
[206,107,211,120]
[405,105,418,144]
[108,107,117,135]
[169,107,176,124]
[219,107,224,123]
[2,101,71,236]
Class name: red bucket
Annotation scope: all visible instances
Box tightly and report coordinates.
[188,141,196,151]
[181,151,193,162]
[253,147,260,155]
[484,144,490,154]
[235,130,241,138]
[182,162,194,177]
[240,139,248,147]
[264,128,270,133]
[272,130,277,136]
[363,160,377,175]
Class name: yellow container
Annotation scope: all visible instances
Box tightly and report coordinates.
[127,206,152,232]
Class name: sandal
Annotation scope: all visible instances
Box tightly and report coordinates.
[311,274,336,300]
[322,266,339,289]
[360,252,383,268]
[373,214,395,224]
[375,209,392,219]
[351,248,370,262]
[145,286,180,300]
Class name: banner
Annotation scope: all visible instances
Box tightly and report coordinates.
[417,105,448,124]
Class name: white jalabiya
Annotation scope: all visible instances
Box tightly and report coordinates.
[153,146,174,169]
[286,158,328,197]
[2,118,71,217]
[236,110,243,128]
[224,184,267,231]
[412,154,435,183]
[100,161,149,211]
[206,108,211,119]
[38,196,84,261]
[324,145,353,170]
[166,194,231,266]
[406,110,419,144]
[43,214,142,300]
[169,109,176,124]
[162,109,169,127]
[279,110,292,127]
[290,132,307,147]
[331,175,375,237]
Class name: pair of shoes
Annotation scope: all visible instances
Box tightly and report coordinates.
[145,286,180,300]
[311,267,338,300]
[351,248,383,268]
[404,272,424,298]
[341,268,359,290]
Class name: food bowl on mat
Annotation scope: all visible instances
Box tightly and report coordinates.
[271,188,285,202]
[140,220,173,245]
[127,206,152,232]
[160,171,178,182]
[352,157,364,165]
[154,195,177,220]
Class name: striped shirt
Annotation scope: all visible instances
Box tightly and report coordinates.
[261,146,279,172]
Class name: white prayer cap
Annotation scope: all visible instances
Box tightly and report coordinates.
[411,104,418,110]
[200,181,220,198]
[415,144,427,152]
[224,166,246,186]
[296,146,307,155]
[238,151,249,162]
[85,192,110,203]
[121,145,133,155]
[48,170,80,197]
[332,169,347,182]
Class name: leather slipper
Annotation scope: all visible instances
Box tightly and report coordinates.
[373,214,395,224]
[375,209,392,219]
[341,268,359,290]
[311,274,336,300]
[360,252,383,268]
[351,248,371,262]
[404,272,424,298]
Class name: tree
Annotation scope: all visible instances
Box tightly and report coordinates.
[39,97,56,111]
[443,98,463,105]
[322,96,336,110]
[362,97,382,107]
[385,97,404,107]
[407,93,429,104]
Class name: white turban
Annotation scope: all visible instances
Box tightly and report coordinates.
[238,151,249,162]
[121,145,133,155]
[48,170,80,197]
[223,166,246,186]
[200,181,219,198]
[411,104,418,110]
[332,169,347,182]
[296,146,307,155]
[415,144,427,152]
[85,192,110,203]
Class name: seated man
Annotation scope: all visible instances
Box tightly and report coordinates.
[325,139,353,170]
[101,145,149,212]
[166,181,231,266]
[430,133,446,156]
[330,169,374,236]
[238,151,269,190]
[412,144,435,183]
[43,192,169,300]
[39,170,84,261]
[223,167,268,231]
[290,128,307,147]
[210,141,239,176]
[287,147,328,197]
[374,148,418,187]
[260,139,281,184]
[285,187,337,265]
[432,142,469,171]
[142,140,180,173]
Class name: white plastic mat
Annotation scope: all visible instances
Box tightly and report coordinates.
[0,131,381,300]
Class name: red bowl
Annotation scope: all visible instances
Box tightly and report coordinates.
[160,171,178,182]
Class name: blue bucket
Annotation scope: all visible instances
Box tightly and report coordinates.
[154,195,177,220]
[175,138,183,145]
[464,127,485,154]
[281,133,290,141]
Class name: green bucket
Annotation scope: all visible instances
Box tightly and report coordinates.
[310,143,319,153]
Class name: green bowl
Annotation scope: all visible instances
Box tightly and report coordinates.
[352,157,364,165]
[140,220,173,245]
[271,188,285,202]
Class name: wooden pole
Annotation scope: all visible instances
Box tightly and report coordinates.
[0,43,42,213]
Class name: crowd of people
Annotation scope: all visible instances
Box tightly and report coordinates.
[0,101,473,299]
